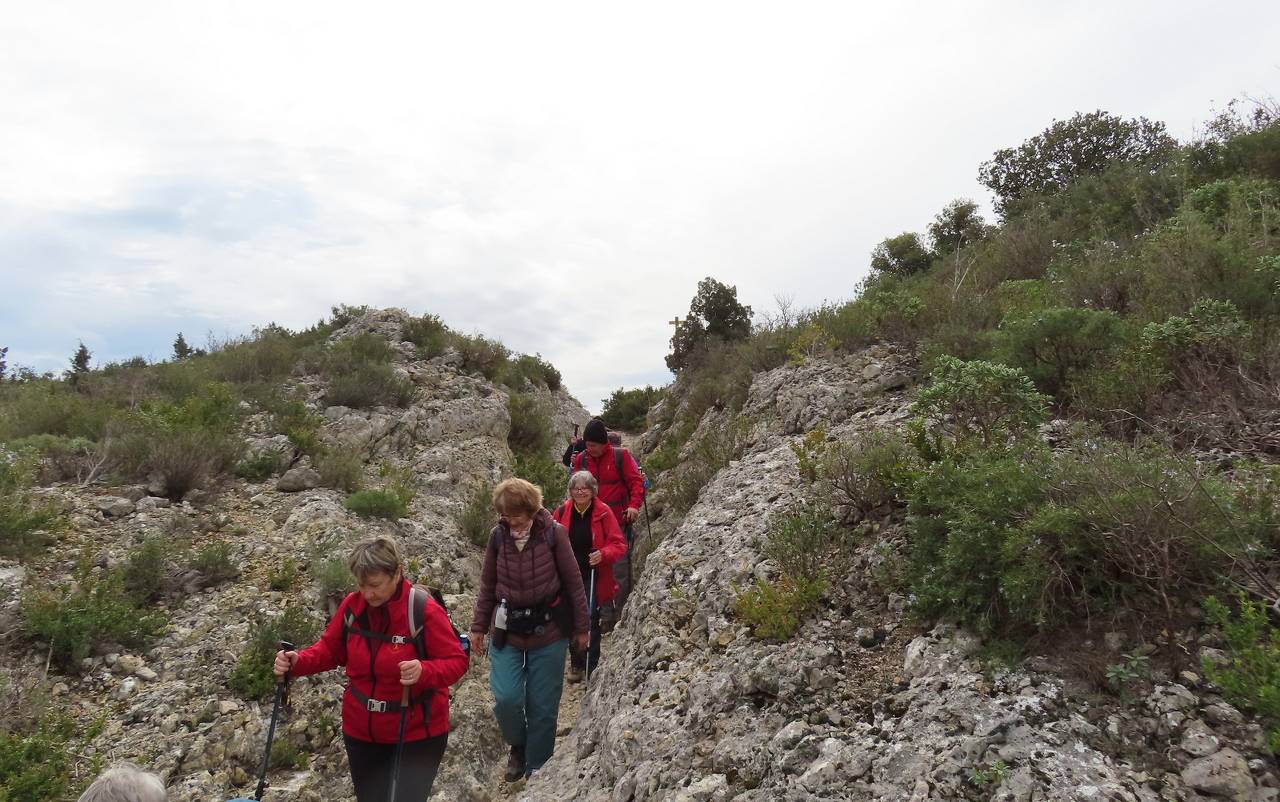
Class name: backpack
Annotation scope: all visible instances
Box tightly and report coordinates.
[343,585,470,679]
[574,447,648,502]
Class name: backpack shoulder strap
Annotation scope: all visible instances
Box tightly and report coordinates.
[615,448,631,506]
[407,585,429,661]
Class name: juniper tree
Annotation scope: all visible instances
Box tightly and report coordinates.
[173,332,193,360]
[67,341,91,386]
[0,346,6,380]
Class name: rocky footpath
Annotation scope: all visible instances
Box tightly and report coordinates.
[526,347,1278,802]
[0,308,588,802]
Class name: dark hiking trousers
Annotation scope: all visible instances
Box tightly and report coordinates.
[344,732,448,801]
[569,603,603,675]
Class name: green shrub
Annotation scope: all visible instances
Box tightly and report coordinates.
[189,541,239,586]
[765,506,839,582]
[789,427,828,484]
[1202,594,1280,752]
[456,482,495,548]
[270,739,308,770]
[7,434,104,483]
[0,713,80,802]
[227,602,322,701]
[0,382,115,442]
[209,332,300,384]
[268,557,299,591]
[504,354,562,391]
[600,386,663,432]
[326,363,415,409]
[344,489,408,520]
[455,333,509,380]
[734,577,825,642]
[507,393,554,457]
[994,307,1127,399]
[263,397,323,456]
[0,455,61,559]
[515,452,568,512]
[22,565,167,670]
[234,450,285,481]
[122,536,169,604]
[402,314,450,358]
[1140,299,1253,396]
[823,431,921,521]
[311,555,354,601]
[910,356,1048,458]
[315,445,364,492]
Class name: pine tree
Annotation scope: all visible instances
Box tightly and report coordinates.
[173,332,193,360]
[68,341,91,382]
[0,346,7,380]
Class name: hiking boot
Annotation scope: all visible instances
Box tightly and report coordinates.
[504,745,526,782]
[566,666,584,684]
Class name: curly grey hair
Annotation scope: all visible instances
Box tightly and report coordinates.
[78,763,167,802]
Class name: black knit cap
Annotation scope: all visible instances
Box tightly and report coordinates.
[583,418,609,444]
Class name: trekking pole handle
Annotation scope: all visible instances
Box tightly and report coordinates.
[278,641,295,683]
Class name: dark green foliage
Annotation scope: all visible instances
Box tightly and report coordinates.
[455,333,510,380]
[228,602,322,701]
[600,385,662,432]
[0,346,7,381]
[344,489,409,520]
[0,713,79,802]
[1202,594,1280,752]
[507,393,554,457]
[324,335,415,409]
[979,110,1176,214]
[22,564,167,670]
[122,536,169,604]
[928,199,990,255]
[0,383,115,442]
[67,342,91,381]
[911,357,1048,456]
[234,450,285,481]
[870,232,934,276]
[455,481,495,548]
[504,354,562,391]
[735,505,838,641]
[402,314,450,358]
[208,330,300,384]
[666,277,754,372]
[0,456,60,558]
[823,431,921,521]
[995,307,1127,399]
[189,541,239,586]
[172,332,193,360]
[515,452,567,512]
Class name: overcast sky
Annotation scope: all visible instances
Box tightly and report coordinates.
[1,2,1277,412]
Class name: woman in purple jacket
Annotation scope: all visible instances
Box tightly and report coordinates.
[469,478,589,782]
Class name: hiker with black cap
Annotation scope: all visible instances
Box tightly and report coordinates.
[572,418,646,607]
[469,478,590,782]
[273,536,468,801]
[552,470,627,682]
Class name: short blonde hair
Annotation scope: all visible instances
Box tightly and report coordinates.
[568,470,598,496]
[492,477,542,517]
[346,536,405,581]
[78,763,166,802]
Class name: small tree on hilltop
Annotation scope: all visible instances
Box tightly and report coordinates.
[869,232,934,277]
[67,341,91,386]
[979,110,1176,214]
[172,332,193,360]
[666,277,753,372]
[927,199,990,255]
[0,346,7,380]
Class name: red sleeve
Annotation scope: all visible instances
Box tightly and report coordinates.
[622,450,645,509]
[597,506,628,564]
[291,594,352,676]
[414,598,469,690]
[469,531,499,635]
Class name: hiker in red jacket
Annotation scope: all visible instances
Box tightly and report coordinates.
[552,470,628,682]
[274,536,469,801]
[572,418,645,608]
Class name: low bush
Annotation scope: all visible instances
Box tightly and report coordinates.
[455,333,509,380]
[344,489,409,520]
[765,505,839,581]
[268,557,299,591]
[504,354,562,391]
[789,427,828,484]
[227,602,322,701]
[1202,594,1280,752]
[122,536,169,604]
[0,712,83,801]
[910,356,1048,458]
[516,452,568,512]
[209,331,300,385]
[326,363,415,409]
[507,394,554,457]
[994,307,1127,399]
[7,434,105,484]
[0,382,115,443]
[456,482,496,548]
[823,431,921,522]
[315,445,364,492]
[22,565,167,670]
[234,450,285,481]
[402,314,450,358]
[0,455,61,559]
[189,541,239,586]
[734,577,825,642]
[600,386,663,432]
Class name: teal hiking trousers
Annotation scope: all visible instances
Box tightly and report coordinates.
[489,638,570,772]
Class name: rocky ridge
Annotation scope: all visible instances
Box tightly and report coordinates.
[527,347,1279,802]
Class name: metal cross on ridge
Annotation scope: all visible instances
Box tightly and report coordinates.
[668,317,683,327]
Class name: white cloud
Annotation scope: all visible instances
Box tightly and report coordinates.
[1,1,1277,409]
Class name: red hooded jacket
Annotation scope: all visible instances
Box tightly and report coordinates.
[551,497,628,603]
[572,444,646,531]
[290,578,469,743]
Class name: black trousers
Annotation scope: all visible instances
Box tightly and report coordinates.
[344,732,447,802]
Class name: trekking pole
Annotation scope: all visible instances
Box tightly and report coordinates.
[584,569,597,679]
[387,684,411,802]
[254,640,294,801]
